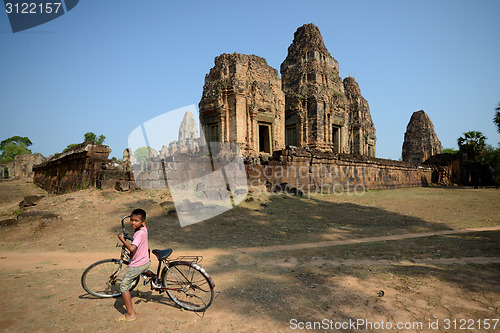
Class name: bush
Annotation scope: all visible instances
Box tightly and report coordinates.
[479,144,500,184]
[443,148,458,154]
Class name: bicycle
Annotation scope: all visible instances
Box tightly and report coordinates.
[81,215,215,312]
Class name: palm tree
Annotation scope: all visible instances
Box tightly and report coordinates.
[457,131,487,160]
[494,103,500,133]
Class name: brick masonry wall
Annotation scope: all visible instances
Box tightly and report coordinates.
[0,154,45,180]
[424,154,494,186]
[14,154,46,178]
[0,161,14,180]
[247,148,433,192]
[130,154,223,189]
[33,144,134,193]
[32,145,433,195]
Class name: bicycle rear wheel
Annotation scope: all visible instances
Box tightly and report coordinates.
[161,261,215,311]
[81,259,139,298]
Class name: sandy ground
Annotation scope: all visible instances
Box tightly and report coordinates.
[0,179,499,332]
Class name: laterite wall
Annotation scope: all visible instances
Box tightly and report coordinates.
[33,144,134,193]
[246,148,433,192]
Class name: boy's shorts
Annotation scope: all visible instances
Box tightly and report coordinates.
[120,261,151,293]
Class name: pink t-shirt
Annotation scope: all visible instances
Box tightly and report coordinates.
[129,226,149,267]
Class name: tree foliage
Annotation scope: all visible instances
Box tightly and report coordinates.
[1,136,32,147]
[62,144,78,153]
[0,136,32,163]
[443,148,459,154]
[133,146,153,164]
[84,132,106,145]
[494,103,500,134]
[63,132,106,153]
[457,131,487,160]
[479,144,500,184]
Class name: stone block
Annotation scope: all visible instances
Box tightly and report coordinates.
[115,180,130,192]
[98,179,116,189]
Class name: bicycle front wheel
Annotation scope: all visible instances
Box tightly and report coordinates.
[161,261,215,311]
[81,259,139,298]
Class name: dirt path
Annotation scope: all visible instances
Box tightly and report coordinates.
[3,250,500,271]
[3,226,500,272]
[232,226,500,253]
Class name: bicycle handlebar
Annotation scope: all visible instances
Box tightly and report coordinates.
[120,215,134,242]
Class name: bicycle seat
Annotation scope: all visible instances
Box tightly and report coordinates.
[152,248,173,260]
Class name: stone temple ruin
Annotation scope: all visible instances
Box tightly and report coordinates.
[161,111,201,157]
[402,110,443,164]
[199,53,285,158]
[199,23,376,158]
[29,23,491,194]
[0,153,45,180]
[281,24,376,156]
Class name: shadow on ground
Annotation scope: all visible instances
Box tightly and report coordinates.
[203,255,500,329]
[139,194,452,250]
[104,193,500,329]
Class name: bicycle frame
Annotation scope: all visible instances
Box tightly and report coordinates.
[119,215,214,293]
[144,256,209,292]
[82,215,215,311]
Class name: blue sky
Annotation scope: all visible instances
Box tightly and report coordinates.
[1,0,499,160]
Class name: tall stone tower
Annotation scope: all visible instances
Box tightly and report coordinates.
[198,24,377,158]
[402,110,443,163]
[344,77,376,157]
[178,111,198,142]
[281,23,349,153]
[199,53,285,157]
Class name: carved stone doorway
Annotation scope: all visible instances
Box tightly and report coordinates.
[259,123,271,153]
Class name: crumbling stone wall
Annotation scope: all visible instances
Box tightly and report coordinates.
[14,154,46,178]
[33,143,133,193]
[33,142,433,195]
[0,154,45,180]
[247,148,432,192]
[128,146,432,195]
[0,161,14,180]
[424,153,494,186]
[99,160,135,192]
[130,157,169,189]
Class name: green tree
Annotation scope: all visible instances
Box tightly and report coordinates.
[0,136,32,162]
[63,132,106,152]
[62,144,78,153]
[443,148,459,154]
[494,103,500,133]
[133,146,153,164]
[479,144,500,183]
[457,131,487,160]
[84,132,106,145]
